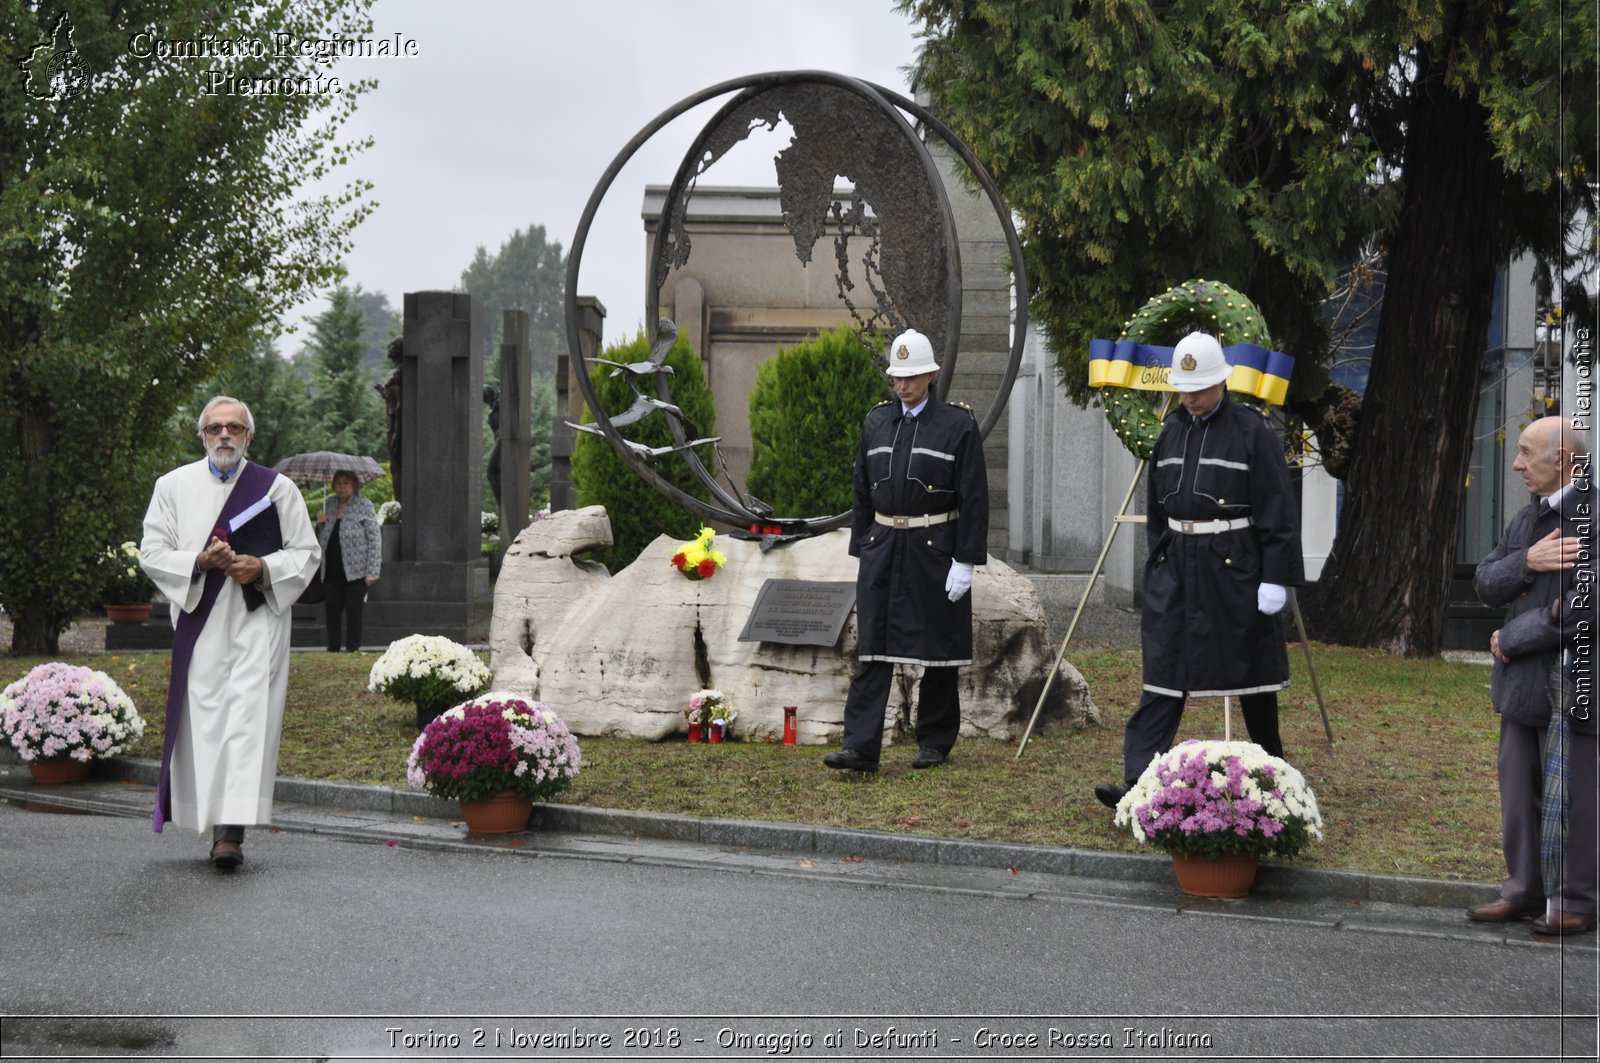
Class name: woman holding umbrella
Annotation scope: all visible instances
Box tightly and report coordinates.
[316,469,382,652]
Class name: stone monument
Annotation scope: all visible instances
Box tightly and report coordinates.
[359,291,493,645]
[490,508,1096,742]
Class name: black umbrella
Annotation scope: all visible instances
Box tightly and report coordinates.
[273,451,386,484]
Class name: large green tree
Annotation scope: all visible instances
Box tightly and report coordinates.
[905,0,1597,654]
[305,283,386,458]
[208,334,314,469]
[459,222,567,382]
[0,0,375,653]
[351,287,400,378]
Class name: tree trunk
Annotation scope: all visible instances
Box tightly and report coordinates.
[9,606,60,657]
[1308,37,1509,656]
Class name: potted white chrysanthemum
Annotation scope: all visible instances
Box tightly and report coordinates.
[368,634,492,729]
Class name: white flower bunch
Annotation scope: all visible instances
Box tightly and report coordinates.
[367,634,492,710]
[378,500,402,525]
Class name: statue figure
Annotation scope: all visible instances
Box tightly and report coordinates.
[484,383,502,512]
[377,337,403,502]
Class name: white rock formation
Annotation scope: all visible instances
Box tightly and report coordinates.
[490,508,1097,744]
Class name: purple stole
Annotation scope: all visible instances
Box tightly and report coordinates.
[152,460,278,833]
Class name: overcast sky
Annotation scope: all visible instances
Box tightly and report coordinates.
[281,0,925,352]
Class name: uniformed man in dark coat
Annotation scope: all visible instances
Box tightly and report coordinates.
[1095,332,1303,807]
[824,328,989,773]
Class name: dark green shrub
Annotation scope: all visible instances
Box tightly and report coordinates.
[571,329,717,571]
[747,326,889,516]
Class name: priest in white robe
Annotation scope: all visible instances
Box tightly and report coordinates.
[140,396,319,869]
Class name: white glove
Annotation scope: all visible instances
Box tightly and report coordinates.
[945,561,974,602]
[1257,582,1287,615]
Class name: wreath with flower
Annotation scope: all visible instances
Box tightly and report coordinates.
[670,526,727,581]
[1,662,146,763]
[406,693,583,803]
[1114,739,1324,860]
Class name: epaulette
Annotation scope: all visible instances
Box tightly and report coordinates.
[874,398,894,407]
[954,400,974,411]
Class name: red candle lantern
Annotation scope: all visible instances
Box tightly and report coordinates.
[782,705,798,746]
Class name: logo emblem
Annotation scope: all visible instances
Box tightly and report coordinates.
[21,12,89,101]
[1180,352,1198,371]
[895,344,910,361]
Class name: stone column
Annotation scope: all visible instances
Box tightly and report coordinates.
[550,295,606,512]
[400,291,484,563]
[499,308,533,552]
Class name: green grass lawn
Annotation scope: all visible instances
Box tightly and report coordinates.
[0,642,1503,882]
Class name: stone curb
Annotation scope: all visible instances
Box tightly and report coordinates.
[30,754,1492,912]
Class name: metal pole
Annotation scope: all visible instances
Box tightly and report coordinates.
[1289,588,1336,744]
[1015,458,1148,757]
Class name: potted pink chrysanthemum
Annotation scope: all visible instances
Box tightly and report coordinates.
[406,693,581,834]
[1114,739,1323,898]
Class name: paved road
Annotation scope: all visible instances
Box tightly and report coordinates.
[1,797,1595,1062]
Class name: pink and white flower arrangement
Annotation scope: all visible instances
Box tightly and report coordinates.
[406,693,582,803]
[1,662,145,763]
[686,688,735,729]
[1114,739,1323,860]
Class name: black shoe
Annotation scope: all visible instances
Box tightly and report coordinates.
[823,748,878,772]
[1094,783,1128,809]
[911,747,947,770]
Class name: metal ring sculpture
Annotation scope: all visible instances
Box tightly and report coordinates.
[564,71,1028,535]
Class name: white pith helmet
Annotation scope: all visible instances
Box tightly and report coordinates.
[1169,332,1231,392]
[885,328,940,377]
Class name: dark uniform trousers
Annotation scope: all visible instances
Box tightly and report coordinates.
[1122,690,1285,786]
[841,661,960,763]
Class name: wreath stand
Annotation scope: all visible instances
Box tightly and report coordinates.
[1013,440,1335,758]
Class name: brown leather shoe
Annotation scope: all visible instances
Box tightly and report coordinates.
[209,840,244,870]
[1530,910,1597,936]
[1466,898,1541,922]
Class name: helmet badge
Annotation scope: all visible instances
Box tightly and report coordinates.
[895,345,910,361]
[1180,352,1198,371]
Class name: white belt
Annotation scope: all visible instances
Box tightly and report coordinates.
[1168,516,1252,535]
[875,510,958,529]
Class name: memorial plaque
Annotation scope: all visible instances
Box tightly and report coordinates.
[739,579,857,646]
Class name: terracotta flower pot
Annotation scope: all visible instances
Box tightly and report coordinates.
[28,758,92,784]
[104,603,152,625]
[458,791,532,834]
[1170,852,1259,898]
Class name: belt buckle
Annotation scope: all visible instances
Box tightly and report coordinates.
[1179,520,1195,533]
[893,515,910,529]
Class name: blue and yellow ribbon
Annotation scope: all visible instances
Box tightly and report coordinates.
[1088,339,1293,406]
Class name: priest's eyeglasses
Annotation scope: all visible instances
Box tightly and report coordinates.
[202,422,249,437]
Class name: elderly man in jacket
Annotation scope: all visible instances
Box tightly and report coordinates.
[1094,333,1303,808]
[824,328,988,773]
[1470,414,1595,934]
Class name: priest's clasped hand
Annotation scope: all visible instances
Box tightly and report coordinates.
[225,554,263,585]
[197,537,235,571]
